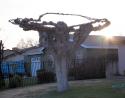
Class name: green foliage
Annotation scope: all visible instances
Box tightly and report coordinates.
[37,69,55,84]
[9,75,23,88]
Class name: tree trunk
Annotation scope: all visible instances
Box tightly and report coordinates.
[55,56,69,92]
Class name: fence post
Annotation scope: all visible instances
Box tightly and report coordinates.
[0,40,4,77]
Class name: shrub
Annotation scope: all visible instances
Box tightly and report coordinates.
[0,78,5,89]
[9,75,23,88]
[68,64,105,80]
[37,69,55,84]
[68,66,85,80]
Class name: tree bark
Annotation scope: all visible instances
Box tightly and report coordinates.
[55,56,69,92]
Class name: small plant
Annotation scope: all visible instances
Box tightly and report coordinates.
[37,69,55,84]
[9,75,23,88]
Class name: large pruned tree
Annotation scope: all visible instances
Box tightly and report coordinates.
[9,13,110,92]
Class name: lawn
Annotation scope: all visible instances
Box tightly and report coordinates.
[0,79,125,98]
[22,77,38,86]
[2,77,38,89]
[26,80,125,98]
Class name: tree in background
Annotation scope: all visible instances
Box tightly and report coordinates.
[9,13,110,92]
[16,38,38,49]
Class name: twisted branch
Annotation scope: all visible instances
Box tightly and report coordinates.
[37,12,100,21]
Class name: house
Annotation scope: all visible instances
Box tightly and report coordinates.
[80,35,125,78]
[2,60,25,78]
[2,35,125,79]
[2,46,44,77]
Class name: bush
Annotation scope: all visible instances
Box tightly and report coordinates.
[68,65,105,80]
[0,78,5,89]
[68,66,85,80]
[9,75,23,88]
[37,69,55,84]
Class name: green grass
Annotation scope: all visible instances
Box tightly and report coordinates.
[2,79,125,98]
[27,81,125,98]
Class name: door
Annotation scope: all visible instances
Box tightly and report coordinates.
[31,57,41,77]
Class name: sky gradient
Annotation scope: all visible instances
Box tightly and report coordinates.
[0,0,125,49]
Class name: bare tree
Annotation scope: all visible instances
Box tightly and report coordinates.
[9,13,110,92]
[17,38,38,49]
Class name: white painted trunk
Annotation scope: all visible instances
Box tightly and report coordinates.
[55,56,69,92]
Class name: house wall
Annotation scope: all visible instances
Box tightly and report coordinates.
[24,54,42,64]
[118,45,125,75]
[75,47,87,59]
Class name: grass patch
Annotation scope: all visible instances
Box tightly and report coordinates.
[27,81,125,98]
[3,77,38,89]
[22,77,37,86]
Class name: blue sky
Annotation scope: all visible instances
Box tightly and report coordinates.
[0,0,125,49]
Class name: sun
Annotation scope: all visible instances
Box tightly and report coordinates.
[103,33,113,40]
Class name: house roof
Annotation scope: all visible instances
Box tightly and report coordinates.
[3,49,15,57]
[81,35,125,49]
[4,46,44,59]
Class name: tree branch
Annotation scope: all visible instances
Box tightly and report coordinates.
[37,12,99,21]
[9,18,56,31]
[71,18,111,52]
[92,18,111,31]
